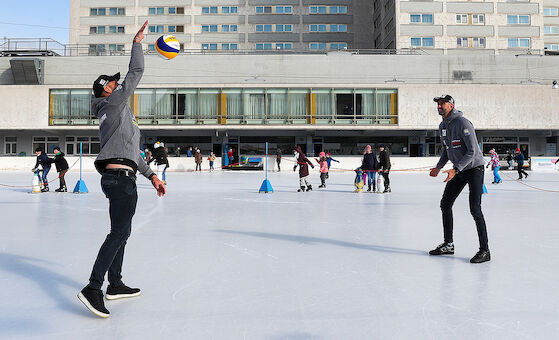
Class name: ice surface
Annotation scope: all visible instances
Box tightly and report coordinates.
[0,169,558,339]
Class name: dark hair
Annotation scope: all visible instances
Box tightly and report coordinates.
[53,146,61,152]
[35,147,43,152]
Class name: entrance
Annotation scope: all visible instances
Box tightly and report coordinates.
[409,144,422,157]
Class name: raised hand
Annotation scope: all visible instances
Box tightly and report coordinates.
[133,20,149,43]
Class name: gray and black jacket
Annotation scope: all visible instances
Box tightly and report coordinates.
[436,109,485,172]
[91,43,154,179]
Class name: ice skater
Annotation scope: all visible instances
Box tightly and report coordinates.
[486,148,502,184]
[148,142,169,184]
[379,145,391,193]
[51,146,69,192]
[429,94,490,264]
[514,148,528,180]
[325,152,339,178]
[293,146,314,192]
[360,145,378,192]
[32,147,52,192]
[316,151,328,188]
[78,21,166,318]
[195,149,203,171]
[208,152,216,171]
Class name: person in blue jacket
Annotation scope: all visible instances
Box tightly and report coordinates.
[514,148,528,180]
[325,152,339,179]
[32,147,52,192]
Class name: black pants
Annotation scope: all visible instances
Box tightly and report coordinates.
[382,171,390,187]
[320,172,327,185]
[517,166,528,179]
[59,171,67,189]
[440,166,488,250]
[196,163,201,171]
[277,159,281,171]
[88,172,138,289]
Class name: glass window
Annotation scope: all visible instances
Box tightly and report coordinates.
[423,37,434,47]
[314,89,332,119]
[177,89,197,119]
[51,89,69,122]
[97,26,105,34]
[90,26,97,34]
[135,89,155,120]
[148,44,155,51]
[264,6,272,13]
[156,25,164,33]
[109,26,117,33]
[90,8,98,16]
[508,15,518,24]
[277,6,284,14]
[157,7,164,15]
[149,25,156,33]
[338,6,347,14]
[519,16,530,24]
[267,88,288,118]
[169,7,176,14]
[264,24,272,32]
[422,14,433,24]
[472,14,484,24]
[243,89,265,120]
[210,7,218,14]
[149,7,156,15]
[339,24,347,32]
[519,38,530,48]
[199,89,218,119]
[231,6,238,14]
[118,26,124,33]
[202,7,209,14]
[109,8,117,16]
[288,89,309,119]
[330,6,338,14]
[155,89,176,119]
[202,25,209,32]
[222,7,229,14]
[98,8,106,16]
[355,89,376,117]
[231,25,238,32]
[223,89,243,119]
[310,6,317,14]
[222,25,229,32]
[256,6,264,14]
[318,24,327,32]
[410,14,421,23]
[169,26,176,33]
[310,24,318,32]
[318,6,327,14]
[70,90,90,119]
[456,14,467,24]
[277,24,284,32]
[210,25,217,32]
[285,6,292,14]
[411,37,421,47]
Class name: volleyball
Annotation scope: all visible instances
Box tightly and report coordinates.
[155,35,180,60]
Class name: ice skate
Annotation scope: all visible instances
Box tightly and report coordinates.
[318,184,325,188]
[55,186,67,192]
[106,284,141,300]
[297,186,305,192]
[41,184,49,192]
[367,184,371,192]
[429,242,454,255]
[383,185,391,193]
[306,185,312,192]
[470,249,491,263]
[78,287,110,318]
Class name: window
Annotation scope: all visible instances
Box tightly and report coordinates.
[222,6,229,14]
[456,14,468,24]
[202,44,218,50]
[276,24,292,32]
[544,8,559,16]
[472,14,484,24]
[256,24,273,32]
[149,7,164,15]
[330,42,348,50]
[90,8,107,16]
[33,136,60,154]
[545,44,559,51]
[168,26,176,33]
[65,136,100,155]
[411,37,434,47]
[256,43,273,50]
[457,37,486,48]
[310,42,327,49]
[108,26,124,34]
[222,43,238,50]
[276,6,293,14]
[544,26,559,34]
[256,6,273,14]
[508,38,530,48]
[330,6,347,14]
[97,26,105,34]
[411,14,433,24]
[202,7,218,14]
[508,15,530,25]
[148,44,155,51]
[202,25,218,32]
[222,24,237,32]
[5,137,16,155]
[168,7,184,14]
[109,44,124,53]
[275,43,293,49]
[149,25,164,33]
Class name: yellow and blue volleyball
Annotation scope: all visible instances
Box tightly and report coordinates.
[155,35,180,60]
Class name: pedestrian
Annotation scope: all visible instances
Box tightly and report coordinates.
[51,146,69,192]
[227,148,234,167]
[187,147,193,157]
[486,148,502,184]
[276,148,282,171]
[315,151,328,188]
[514,148,528,180]
[175,146,181,157]
[506,151,513,170]
[293,146,314,192]
[78,21,166,318]
[379,145,391,193]
[360,145,378,192]
[208,152,216,171]
[148,142,169,185]
[325,152,339,179]
[33,147,52,192]
[429,94,490,263]
[195,149,203,171]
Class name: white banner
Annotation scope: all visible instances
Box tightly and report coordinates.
[530,157,559,172]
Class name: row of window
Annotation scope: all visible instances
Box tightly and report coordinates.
[256,6,292,14]
[149,7,184,15]
[146,42,347,51]
[310,24,347,32]
[90,7,124,16]
[544,26,559,34]
[89,26,125,35]
[143,24,349,34]
[256,24,293,32]
[149,25,184,33]
[201,43,238,50]
[202,24,238,32]
[88,44,125,55]
[49,88,398,125]
[410,13,532,25]
[544,8,559,17]
[410,37,531,48]
[202,6,238,14]
[545,44,559,51]
[310,6,347,14]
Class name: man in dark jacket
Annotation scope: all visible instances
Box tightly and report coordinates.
[78,21,166,319]
[429,95,490,264]
[51,146,69,192]
[514,148,528,180]
[33,147,52,192]
[293,146,314,192]
[379,145,391,193]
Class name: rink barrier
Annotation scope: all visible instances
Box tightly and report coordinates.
[0,158,79,189]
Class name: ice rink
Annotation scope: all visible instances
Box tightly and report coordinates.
[1,169,558,339]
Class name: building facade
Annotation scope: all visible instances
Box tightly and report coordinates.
[374,0,546,55]
[1,51,559,159]
[70,0,373,54]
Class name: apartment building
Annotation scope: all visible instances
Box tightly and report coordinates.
[373,0,545,55]
[544,0,559,51]
[69,0,373,54]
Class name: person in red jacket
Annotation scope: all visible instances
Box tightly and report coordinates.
[293,146,314,192]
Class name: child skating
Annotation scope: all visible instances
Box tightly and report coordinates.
[208,152,216,171]
[316,152,328,188]
[32,147,53,192]
[293,146,314,192]
[51,146,69,192]
[325,152,339,178]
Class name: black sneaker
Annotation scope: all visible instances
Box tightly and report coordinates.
[106,284,141,300]
[429,242,454,255]
[470,249,491,263]
[78,287,110,318]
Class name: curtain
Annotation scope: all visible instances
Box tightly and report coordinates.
[377,92,392,117]
[136,89,155,119]
[70,90,90,119]
[361,93,375,116]
[224,89,242,119]
[51,90,69,119]
[315,93,331,118]
[199,90,218,119]
[289,91,307,119]
[155,89,175,119]
[178,89,197,119]
[243,90,265,120]
[267,89,287,118]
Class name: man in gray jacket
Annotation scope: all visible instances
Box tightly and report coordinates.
[78,21,166,318]
[428,95,490,264]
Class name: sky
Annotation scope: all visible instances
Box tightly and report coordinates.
[0,1,70,44]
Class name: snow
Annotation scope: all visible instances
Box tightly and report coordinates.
[0,169,558,339]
